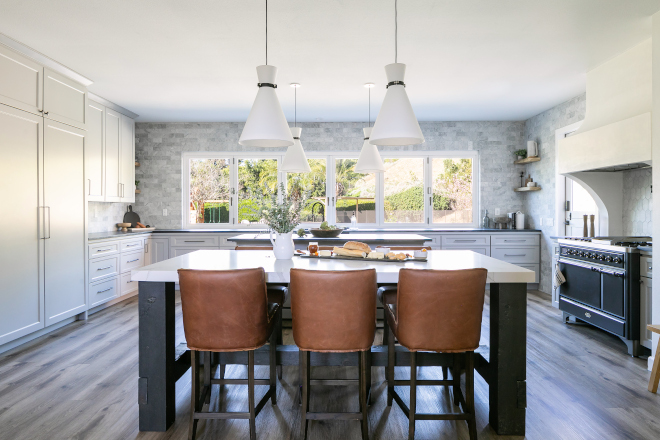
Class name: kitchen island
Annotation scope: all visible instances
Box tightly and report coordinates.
[132,249,534,435]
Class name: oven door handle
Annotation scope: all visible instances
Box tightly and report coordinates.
[558,258,595,271]
[599,268,625,277]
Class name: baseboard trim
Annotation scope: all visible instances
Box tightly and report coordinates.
[0,317,76,356]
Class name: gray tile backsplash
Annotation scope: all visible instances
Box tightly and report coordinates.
[88,202,132,233]
[622,168,652,236]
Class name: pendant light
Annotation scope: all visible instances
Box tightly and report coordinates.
[281,84,311,172]
[239,0,294,148]
[369,0,424,146]
[355,83,385,173]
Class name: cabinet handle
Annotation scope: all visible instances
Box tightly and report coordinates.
[96,248,113,252]
[43,111,49,115]
[126,243,139,247]
[184,240,205,243]
[40,206,51,239]
[97,287,113,294]
[453,239,476,243]
[504,254,526,257]
[504,239,525,242]
[97,266,112,271]
[37,109,43,113]
[145,243,148,253]
[127,258,140,263]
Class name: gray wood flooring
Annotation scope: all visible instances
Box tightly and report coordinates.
[1,291,659,440]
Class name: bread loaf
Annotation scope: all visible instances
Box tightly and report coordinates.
[333,246,366,258]
[343,241,371,253]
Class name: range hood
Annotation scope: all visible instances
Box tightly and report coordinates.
[557,39,652,174]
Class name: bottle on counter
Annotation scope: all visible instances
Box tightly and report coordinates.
[482,210,491,229]
[350,214,358,230]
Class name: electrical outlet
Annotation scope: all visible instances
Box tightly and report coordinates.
[495,208,501,216]
[539,217,543,226]
[163,209,168,216]
[546,218,554,227]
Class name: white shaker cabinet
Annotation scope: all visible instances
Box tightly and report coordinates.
[0,105,44,346]
[104,108,122,202]
[43,119,86,325]
[86,100,105,201]
[146,238,170,264]
[120,114,135,202]
[0,44,43,115]
[43,68,87,130]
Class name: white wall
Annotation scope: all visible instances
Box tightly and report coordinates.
[651,11,660,367]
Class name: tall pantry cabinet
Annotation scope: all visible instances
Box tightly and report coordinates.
[0,43,89,345]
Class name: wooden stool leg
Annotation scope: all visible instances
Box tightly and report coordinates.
[360,351,369,440]
[269,325,278,405]
[452,354,461,407]
[387,324,395,406]
[649,339,660,393]
[442,366,448,380]
[408,351,417,440]
[188,350,200,440]
[248,350,256,440]
[366,347,372,405]
[466,352,477,440]
[204,351,211,405]
[300,351,310,440]
[383,316,389,346]
[276,308,283,380]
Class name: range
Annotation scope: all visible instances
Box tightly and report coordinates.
[557,236,651,356]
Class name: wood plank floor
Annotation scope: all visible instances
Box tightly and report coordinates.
[1,291,659,440]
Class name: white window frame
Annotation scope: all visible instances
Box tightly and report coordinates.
[182,150,479,229]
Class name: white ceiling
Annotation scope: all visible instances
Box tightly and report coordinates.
[2,0,659,122]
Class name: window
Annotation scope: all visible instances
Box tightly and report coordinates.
[287,159,327,223]
[335,159,376,224]
[238,158,278,225]
[431,157,474,224]
[383,158,425,223]
[182,151,478,228]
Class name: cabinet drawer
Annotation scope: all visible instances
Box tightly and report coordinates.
[121,238,144,251]
[171,235,219,247]
[441,235,490,247]
[491,235,540,246]
[443,246,490,256]
[89,255,119,282]
[641,256,652,279]
[559,297,625,337]
[120,271,138,295]
[517,264,539,283]
[120,249,144,273]
[491,246,539,264]
[89,242,119,258]
[89,277,118,307]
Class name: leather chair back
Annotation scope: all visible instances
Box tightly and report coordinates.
[290,268,377,352]
[396,268,487,352]
[178,268,274,352]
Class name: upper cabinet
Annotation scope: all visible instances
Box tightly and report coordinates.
[43,68,88,130]
[120,114,135,203]
[104,108,122,202]
[86,101,105,201]
[0,44,43,115]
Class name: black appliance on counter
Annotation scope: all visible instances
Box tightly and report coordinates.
[557,236,651,357]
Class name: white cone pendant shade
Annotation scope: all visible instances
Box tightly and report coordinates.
[239,65,294,148]
[355,127,385,173]
[369,63,424,146]
[281,127,311,173]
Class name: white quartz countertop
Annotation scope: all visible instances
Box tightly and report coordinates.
[131,250,535,284]
[230,233,430,242]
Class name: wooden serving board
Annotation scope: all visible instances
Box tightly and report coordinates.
[127,227,156,232]
[294,254,427,263]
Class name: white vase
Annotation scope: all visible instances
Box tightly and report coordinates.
[269,231,295,260]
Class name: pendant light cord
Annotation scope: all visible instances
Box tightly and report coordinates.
[368,87,371,127]
[294,86,297,127]
[394,0,398,63]
[265,0,268,65]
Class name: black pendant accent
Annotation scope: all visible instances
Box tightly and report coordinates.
[363,137,370,140]
[258,83,277,88]
[293,137,300,140]
[386,80,405,88]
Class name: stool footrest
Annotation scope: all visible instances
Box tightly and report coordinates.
[211,378,270,386]
[193,411,250,420]
[305,412,363,420]
[310,379,359,386]
[393,379,453,386]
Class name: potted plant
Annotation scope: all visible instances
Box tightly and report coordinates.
[514,149,527,161]
[259,183,309,259]
[135,180,140,194]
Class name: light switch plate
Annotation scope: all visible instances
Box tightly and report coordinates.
[539,217,543,226]
[495,208,501,215]
[163,209,168,216]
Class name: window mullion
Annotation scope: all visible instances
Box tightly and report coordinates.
[231,156,238,225]
[327,156,335,225]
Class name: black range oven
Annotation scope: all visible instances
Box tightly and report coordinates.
[557,238,644,356]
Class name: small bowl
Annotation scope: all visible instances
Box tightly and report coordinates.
[117,222,132,232]
[375,246,390,254]
[309,228,344,238]
[413,250,427,259]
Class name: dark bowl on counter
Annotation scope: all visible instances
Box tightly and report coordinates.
[309,228,344,238]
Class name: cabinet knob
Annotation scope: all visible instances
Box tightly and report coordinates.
[44,111,49,115]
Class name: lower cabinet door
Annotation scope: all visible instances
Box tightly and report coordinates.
[121,272,138,296]
[44,120,86,325]
[641,277,653,349]
[90,277,119,308]
[147,238,169,264]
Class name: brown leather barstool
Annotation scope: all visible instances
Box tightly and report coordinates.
[380,268,487,440]
[178,268,281,440]
[290,268,377,440]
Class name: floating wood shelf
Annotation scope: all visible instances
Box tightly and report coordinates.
[514,186,541,192]
[135,161,140,167]
[135,189,141,194]
[514,156,540,165]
